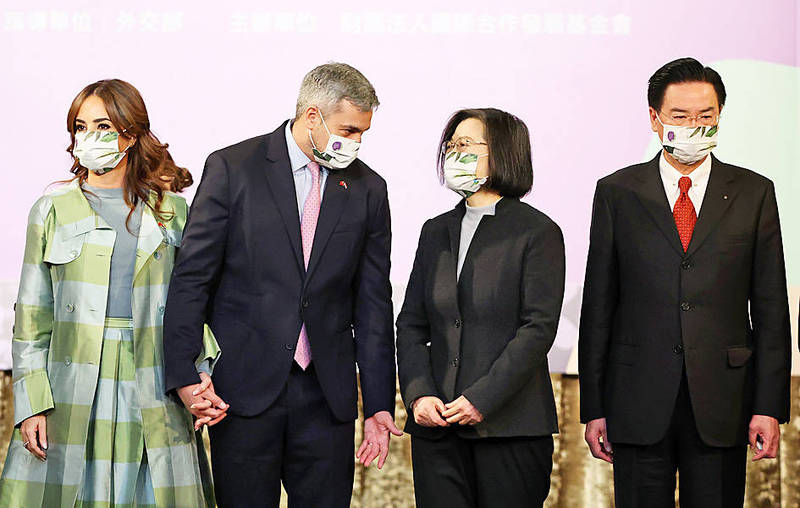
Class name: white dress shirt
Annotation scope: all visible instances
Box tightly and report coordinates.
[659,152,711,216]
[285,120,329,220]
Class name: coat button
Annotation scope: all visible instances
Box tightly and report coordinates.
[154,251,162,260]
[70,249,79,258]
[454,319,462,328]
[451,358,459,367]
[158,305,165,314]
[65,303,75,313]
[680,302,691,311]
[285,343,294,350]
[681,261,691,270]
[302,300,309,308]
[673,344,683,354]
[64,356,72,366]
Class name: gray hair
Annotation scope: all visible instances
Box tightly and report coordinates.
[295,62,379,119]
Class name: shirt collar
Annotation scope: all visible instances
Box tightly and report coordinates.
[659,151,712,188]
[285,120,311,173]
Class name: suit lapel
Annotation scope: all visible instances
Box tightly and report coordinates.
[685,156,737,257]
[447,205,463,276]
[134,204,164,281]
[304,171,350,284]
[633,154,684,256]
[262,122,304,274]
[441,202,465,400]
[456,201,504,295]
[442,202,465,311]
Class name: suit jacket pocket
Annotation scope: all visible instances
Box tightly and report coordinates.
[608,343,637,366]
[727,346,753,367]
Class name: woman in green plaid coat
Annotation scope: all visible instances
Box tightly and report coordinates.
[0,80,221,507]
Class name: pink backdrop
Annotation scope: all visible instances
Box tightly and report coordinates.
[1,1,797,371]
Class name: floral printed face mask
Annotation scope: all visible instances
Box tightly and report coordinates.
[657,115,719,165]
[308,110,360,169]
[443,151,489,198]
[73,130,131,175]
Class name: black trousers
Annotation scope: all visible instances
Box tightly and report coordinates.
[612,374,747,508]
[208,362,355,508]
[411,432,554,508]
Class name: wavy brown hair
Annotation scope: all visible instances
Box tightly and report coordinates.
[65,79,193,224]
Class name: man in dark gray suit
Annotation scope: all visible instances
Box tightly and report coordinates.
[579,57,791,507]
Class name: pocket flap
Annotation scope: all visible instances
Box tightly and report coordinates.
[43,216,94,264]
[727,347,753,367]
[43,233,86,264]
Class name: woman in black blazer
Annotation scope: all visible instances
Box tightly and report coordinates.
[396,108,566,508]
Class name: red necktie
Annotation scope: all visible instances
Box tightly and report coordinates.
[673,176,697,252]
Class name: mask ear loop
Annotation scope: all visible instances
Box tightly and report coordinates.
[118,128,136,154]
[308,108,329,151]
[308,129,320,152]
[654,113,672,144]
[317,108,332,136]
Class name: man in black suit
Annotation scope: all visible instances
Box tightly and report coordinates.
[163,63,401,507]
[579,57,791,506]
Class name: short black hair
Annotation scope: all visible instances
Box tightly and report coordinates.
[648,57,726,111]
[437,108,533,199]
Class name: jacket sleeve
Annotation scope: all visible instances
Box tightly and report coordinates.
[352,180,397,418]
[396,221,438,411]
[163,153,230,393]
[749,181,791,422]
[461,220,566,418]
[12,197,56,426]
[578,181,618,423]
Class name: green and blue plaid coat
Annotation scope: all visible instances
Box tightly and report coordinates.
[0,180,218,507]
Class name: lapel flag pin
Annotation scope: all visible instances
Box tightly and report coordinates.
[339,180,348,190]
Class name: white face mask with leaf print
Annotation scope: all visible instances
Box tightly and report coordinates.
[443,151,489,198]
[308,110,360,170]
[657,116,719,165]
[73,130,131,175]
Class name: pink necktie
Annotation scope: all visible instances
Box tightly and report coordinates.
[673,176,697,252]
[295,161,321,369]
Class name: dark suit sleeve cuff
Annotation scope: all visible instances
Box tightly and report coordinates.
[164,362,203,395]
[579,400,605,423]
[461,386,496,418]
[752,407,789,424]
[364,403,395,420]
[402,379,439,413]
[580,410,605,424]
